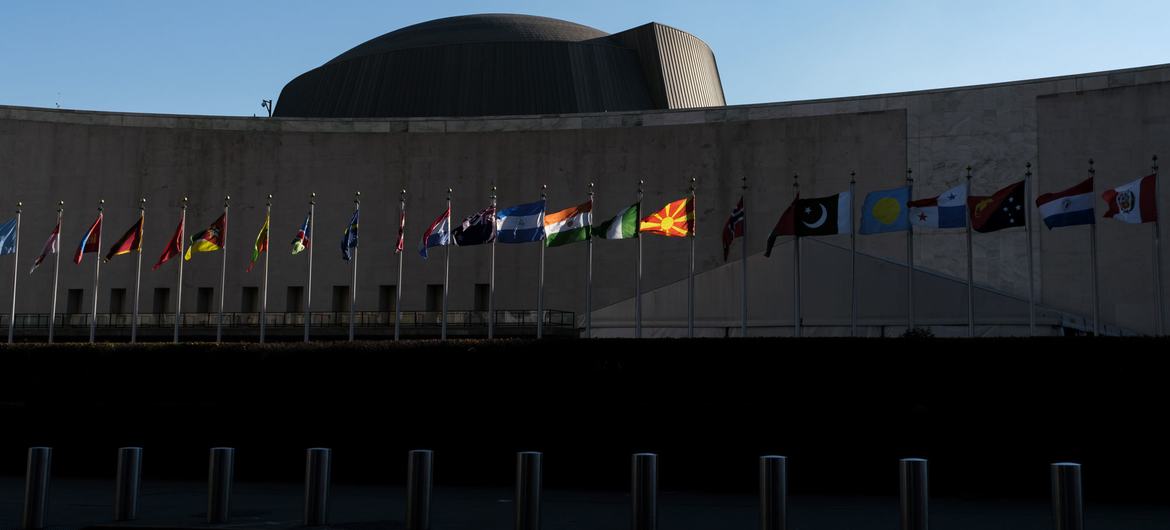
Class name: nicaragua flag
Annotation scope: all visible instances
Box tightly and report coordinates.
[496,200,546,243]
[858,185,910,234]
[419,206,451,259]
[908,184,967,229]
[1035,177,1095,229]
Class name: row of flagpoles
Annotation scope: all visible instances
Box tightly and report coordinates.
[0,157,1163,343]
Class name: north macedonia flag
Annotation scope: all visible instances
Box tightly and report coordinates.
[640,197,694,237]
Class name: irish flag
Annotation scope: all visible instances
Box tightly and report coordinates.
[544,200,592,247]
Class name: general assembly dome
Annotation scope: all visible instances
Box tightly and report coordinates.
[273,14,726,118]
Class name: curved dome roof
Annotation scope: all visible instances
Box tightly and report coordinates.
[328,14,610,65]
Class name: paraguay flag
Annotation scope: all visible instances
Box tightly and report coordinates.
[74,212,103,264]
[496,200,546,243]
[419,206,451,259]
[1036,177,1095,229]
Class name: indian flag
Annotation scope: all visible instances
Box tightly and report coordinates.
[596,203,639,240]
[544,200,592,247]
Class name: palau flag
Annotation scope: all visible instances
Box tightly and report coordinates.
[858,186,910,234]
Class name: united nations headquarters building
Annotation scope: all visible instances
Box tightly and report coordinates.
[1,14,1168,339]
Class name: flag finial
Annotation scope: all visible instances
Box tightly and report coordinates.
[140,197,147,211]
[57,200,64,212]
[16,201,22,212]
[1153,155,1159,174]
[400,189,407,201]
[589,181,594,196]
[541,183,547,200]
[906,167,913,184]
[1089,159,1095,177]
[690,176,696,193]
[966,166,972,179]
[743,175,748,190]
[1025,162,1032,178]
[99,199,105,211]
[354,191,360,204]
[793,173,799,191]
[848,171,854,185]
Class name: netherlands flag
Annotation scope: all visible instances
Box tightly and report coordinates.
[1035,177,1095,229]
[418,206,450,259]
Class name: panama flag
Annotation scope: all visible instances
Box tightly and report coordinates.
[908,184,967,229]
[30,219,60,273]
[544,200,591,247]
[73,213,103,264]
[1103,174,1158,224]
[1035,177,1095,229]
[419,206,451,259]
[496,200,546,243]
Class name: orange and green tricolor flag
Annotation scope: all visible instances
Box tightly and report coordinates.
[639,197,693,237]
[246,213,269,272]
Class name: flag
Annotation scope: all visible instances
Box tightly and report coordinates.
[341,209,359,261]
[596,203,639,240]
[395,209,406,254]
[1036,177,1095,229]
[29,219,60,273]
[452,206,497,246]
[0,217,16,256]
[103,215,144,262]
[246,214,270,272]
[909,184,967,229]
[73,213,102,264]
[794,192,852,236]
[640,197,693,237]
[722,197,744,261]
[968,180,1026,233]
[1103,174,1158,224]
[419,206,451,259]
[184,213,226,261]
[153,216,184,270]
[291,212,312,255]
[764,195,797,258]
[496,200,546,243]
[544,200,591,247]
[859,186,910,234]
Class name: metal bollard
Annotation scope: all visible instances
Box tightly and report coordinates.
[406,449,434,530]
[304,448,332,526]
[22,447,52,530]
[114,447,143,521]
[759,456,787,530]
[207,447,235,524]
[516,451,543,530]
[899,458,928,530]
[1051,463,1083,530]
[631,453,658,530]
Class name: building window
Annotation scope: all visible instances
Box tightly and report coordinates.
[153,288,170,314]
[379,285,397,313]
[286,286,304,313]
[332,285,350,313]
[474,283,489,311]
[66,289,83,315]
[426,284,443,312]
[196,288,214,314]
[109,288,127,315]
[241,287,259,313]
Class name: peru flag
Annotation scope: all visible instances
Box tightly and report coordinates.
[1103,174,1158,224]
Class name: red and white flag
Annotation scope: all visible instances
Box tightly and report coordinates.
[395,209,406,254]
[1103,174,1158,224]
[29,219,60,274]
[722,196,744,261]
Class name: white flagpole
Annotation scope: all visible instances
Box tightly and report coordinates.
[443,188,452,340]
[89,200,104,344]
[349,192,360,341]
[131,198,145,344]
[395,189,406,341]
[965,167,975,338]
[635,180,643,339]
[173,198,186,344]
[538,184,547,339]
[489,185,497,339]
[1025,163,1036,336]
[216,195,229,344]
[793,174,801,338]
[1089,159,1101,336]
[742,176,749,338]
[849,172,856,337]
[7,201,21,344]
[48,201,62,344]
[906,168,915,333]
[586,182,594,338]
[260,195,271,344]
[304,193,315,343]
[688,177,696,338]
[1152,155,1163,336]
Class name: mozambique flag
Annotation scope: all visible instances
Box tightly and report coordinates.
[184,213,227,261]
[639,197,693,237]
[104,215,144,262]
[246,214,269,272]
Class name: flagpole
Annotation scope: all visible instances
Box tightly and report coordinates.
[1025,163,1036,336]
[90,199,104,344]
[173,198,186,344]
[489,185,497,339]
[443,188,451,341]
[1089,159,1101,336]
[906,168,915,333]
[849,172,856,337]
[349,192,360,342]
[260,194,271,344]
[1152,155,1163,336]
[688,177,696,338]
[965,167,975,338]
[49,201,62,344]
[586,182,595,339]
[742,175,749,338]
[7,201,21,344]
[395,189,406,341]
[304,192,315,343]
[216,195,229,344]
[538,184,547,339]
[635,180,643,339]
[793,173,801,338]
[131,197,145,344]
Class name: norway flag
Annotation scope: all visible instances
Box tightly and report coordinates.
[419,206,451,259]
[1036,177,1095,229]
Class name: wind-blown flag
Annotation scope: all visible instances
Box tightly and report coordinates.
[153,216,184,270]
[73,213,103,264]
[30,219,60,273]
[246,214,269,272]
[909,184,967,229]
[722,197,744,261]
[419,206,451,259]
[1103,174,1158,224]
[1035,177,1095,229]
[596,203,638,240]
[968,181,1026,233]
[640,197,693,237]
[764,191,851,256]
[341,209,359,261]
[395,210,406,254]
[496,200,546,243]
[184,213,226,261]
[0,217,16,256]
[765,195,797,258]
[544,200,591,247]
[291,212,311,255]
[859,186,910,234]
[104,215,144,262]
[452,206,496,246]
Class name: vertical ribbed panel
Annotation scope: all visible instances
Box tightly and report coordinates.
[652,24,726,109]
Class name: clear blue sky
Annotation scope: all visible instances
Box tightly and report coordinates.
[2,0,1167,116]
